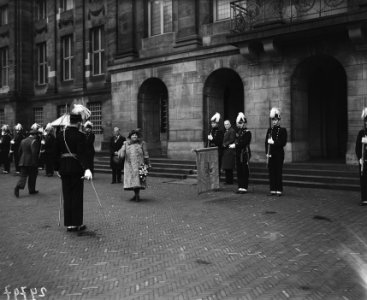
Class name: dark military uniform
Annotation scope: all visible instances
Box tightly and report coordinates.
[85,131,95,174]
[44,132,56,176]
[355,128,367,204]
[265,125,287,193]
[235,128,252,190]
[110,134,126,183]
[207,126,224,172]
[54,127,90,227]
[0,132,11,173]
[11,131,26,173]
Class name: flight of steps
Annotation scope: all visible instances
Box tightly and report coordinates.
[94,153,359,191]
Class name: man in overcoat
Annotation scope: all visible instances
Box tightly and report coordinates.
[221,120,236,184]
[110,127,126,184]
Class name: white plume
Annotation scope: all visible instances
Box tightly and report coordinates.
[236,112,246,124]
[14,123,23,130]
[211,112,221,123]
[31,123,40,130]
[270,107,281,119]
[361,108,367,119]
[45,123,53,131]
[71,104,91,120]
[84,121,93,128]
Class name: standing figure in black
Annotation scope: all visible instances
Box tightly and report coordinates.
[54,104,93,232]
[221,120,236,185]
[110,127,126,184]
[207,112,224,173]
[0,124,11,174]
[44,123,56,177]
[234,112,252,194]
[14,125,41,197]
[11,123,25,175]
[355,107,367,206]
[265,107,287,196]
[84,121,95,175]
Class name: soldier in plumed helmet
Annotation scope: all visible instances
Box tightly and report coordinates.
[0,124,11,174]
[10,123,26,174]
[84,121,95,175]
[355,107,367,206]
[54,104,93,232]
[265,107,287,196]
[207,112,224,171]
[233,112,252,194]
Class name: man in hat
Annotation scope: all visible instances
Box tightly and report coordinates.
[207,112,224,172]
[84,121,95,175]
[54,104,93,232]
[10,123,26,174]
[233,112,252,194]
[222,120,236,184]
[355,107,367,206]
[265,107,287,196]
[110,127,126,184]
[14,125,41,197]
[0,124,11,174]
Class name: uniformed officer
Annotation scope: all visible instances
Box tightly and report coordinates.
[355,107,367,206]
[233,112,252,194]
[84,121,95,175]
[265,107,287,196]
[207,112,224,172]
[0,124,11,174]
[10,123,26,174]
[54,104,93,232]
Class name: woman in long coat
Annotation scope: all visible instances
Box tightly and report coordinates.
[118,129,149,202]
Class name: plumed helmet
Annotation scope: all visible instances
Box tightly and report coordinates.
[14,123,23,131]
[361,108,367,120]
[30,123,40,134]
[270,107,281,120]
[210,112,221,123]
[84,120,93,129]
[71,104,91,121]
[236,112,246,124]
[1,124,9,132]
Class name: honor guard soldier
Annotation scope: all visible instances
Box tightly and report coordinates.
[54,104,93,232]
[234,113,252,194]
[84,121,95,175]
[265,107,287,196]
[14,124,41,197]
[207,112,224,171]
[11,123,26,174]
[0,124,11,174]
[355,107,367,206]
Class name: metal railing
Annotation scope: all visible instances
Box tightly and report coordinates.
[231,0,356,33]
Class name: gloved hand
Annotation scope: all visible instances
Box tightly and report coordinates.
[229,143,235,149]
[267,138,274,145]
[360,158,364,165]
[84,169,93,180]
[208,134,213,141]
[362,137,367,144]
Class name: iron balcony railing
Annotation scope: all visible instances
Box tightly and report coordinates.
[230,0,357,33]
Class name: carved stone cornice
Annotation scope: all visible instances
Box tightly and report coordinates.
[58,11,74,29]
[88,4,105,20]
[35,20,48,35]
[348,24,367,50]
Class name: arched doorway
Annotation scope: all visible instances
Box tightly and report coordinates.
[291,55,347,162]
[203,68,244,139]
[138,78,168,157]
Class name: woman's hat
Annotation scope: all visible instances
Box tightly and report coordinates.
[128,128,142,138]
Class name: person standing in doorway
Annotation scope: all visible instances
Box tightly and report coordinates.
[110,127,126,184]
[207,112,224,173]
[355,107,367,206]
[221,120,236,185]
[265,107,287,196]
[234,112,252,194]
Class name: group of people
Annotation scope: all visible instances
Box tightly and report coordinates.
[207,107,287,196]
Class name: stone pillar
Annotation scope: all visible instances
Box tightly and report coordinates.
[174,0,201,49]
[116,0,137,60]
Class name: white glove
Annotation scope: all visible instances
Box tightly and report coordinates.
[208,134,213,141]
[362,137,367,144]
[229,143,236,149]
[41,140,45,145]
[10,140,15,144]
[84,169,93,180]
[360,159,364,165]
[268,138,274,145]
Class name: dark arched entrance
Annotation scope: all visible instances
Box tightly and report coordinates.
[138,78,168,157]
[291,55,347,162]
[203,68,244,139]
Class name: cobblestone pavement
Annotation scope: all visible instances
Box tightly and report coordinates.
[0,172,367,300]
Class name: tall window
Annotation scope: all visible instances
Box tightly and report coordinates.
[87,102,102,134]
[33,107,43,126]
[62,35,73,81]
[37,43,48,85]
[60,0,74,12]
[0,47,9,87]
[57,104,69,117]
[0,5,8,25]
[36,0,47,20]
[91,27,104,76]
[214,0,231,21]
[148,0,172,36]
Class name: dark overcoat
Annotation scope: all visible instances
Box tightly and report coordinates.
[221,127,236,170]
